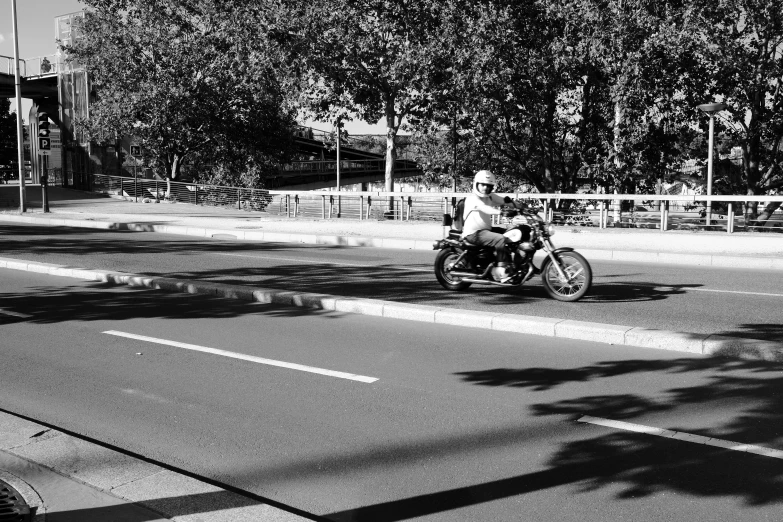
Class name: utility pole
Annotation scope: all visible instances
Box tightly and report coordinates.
[11,0,26,212]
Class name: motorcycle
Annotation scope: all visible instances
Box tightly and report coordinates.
[432,203,592,301]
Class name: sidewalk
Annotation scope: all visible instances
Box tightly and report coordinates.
[2,187,783,270]
[0,411,308,522]
[2,187,783,520]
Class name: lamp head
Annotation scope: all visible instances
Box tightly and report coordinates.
[697,102,726,114]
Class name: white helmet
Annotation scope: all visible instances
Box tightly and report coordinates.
[472,170,496,197]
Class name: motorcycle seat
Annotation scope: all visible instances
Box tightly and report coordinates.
[461,239,483,249]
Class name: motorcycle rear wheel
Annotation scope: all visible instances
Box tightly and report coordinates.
[434,249,472,291]
[540,251,592,301]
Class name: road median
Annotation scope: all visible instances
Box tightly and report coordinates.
[2,255,781,363]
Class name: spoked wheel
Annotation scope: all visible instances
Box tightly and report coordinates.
[434,249,472,291]
[540,251,592,301]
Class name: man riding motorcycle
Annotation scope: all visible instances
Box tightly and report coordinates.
[462,170,524,282]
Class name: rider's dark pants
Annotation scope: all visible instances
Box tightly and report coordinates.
[464,228,510,264]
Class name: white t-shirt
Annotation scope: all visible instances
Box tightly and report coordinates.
[462,193,505,237]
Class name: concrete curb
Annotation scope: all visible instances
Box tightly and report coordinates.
[2,212,782,270]
[3,255,782,363]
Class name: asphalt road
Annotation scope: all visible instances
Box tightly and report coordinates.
[2,269,783,521]
[2,222,782,342]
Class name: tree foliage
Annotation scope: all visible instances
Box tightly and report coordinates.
[66,0,783,216]
[0,98,20,168]
[678,0,783,219]
[65,0,297,183]
[277,0,448,194]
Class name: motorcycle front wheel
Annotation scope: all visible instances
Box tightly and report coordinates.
[540,251,592,301]
[434,249,472,291]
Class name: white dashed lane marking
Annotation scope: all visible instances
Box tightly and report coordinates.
[103,330,379,384]
[0,308,32,318]
[578,415,783,459]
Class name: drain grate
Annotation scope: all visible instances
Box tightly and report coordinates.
[0,480,32,522]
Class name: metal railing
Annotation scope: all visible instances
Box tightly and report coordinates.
[25,54,60,76]
[92,174,274,211]
[91,174,783,233]
[0,54,61,77]
[0,55,25,76]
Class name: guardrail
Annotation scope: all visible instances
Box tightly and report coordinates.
[0,54,61,77]
[0,55,25,76]
[24,55,60,77]
[91,174,783,233]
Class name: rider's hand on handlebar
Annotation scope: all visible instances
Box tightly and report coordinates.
[500,207,518,218]
[503,196,529,211]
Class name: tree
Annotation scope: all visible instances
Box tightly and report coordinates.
[279,0,447,206]
[440,0,616,197]
[0,98,20,170]
[64,0,297,189]
[678,0,783,222]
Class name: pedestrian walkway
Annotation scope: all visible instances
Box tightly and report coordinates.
[2,187,783,269]
[0,411,308,522]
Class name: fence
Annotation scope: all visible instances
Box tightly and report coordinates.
[92,174,274,211]
[92,174,783,234]
[0,54,61,77]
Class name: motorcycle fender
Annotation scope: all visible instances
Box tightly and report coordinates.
[551,247,574,255]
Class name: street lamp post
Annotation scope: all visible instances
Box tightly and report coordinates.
[335,119,342,217]
[697,102,726,226]
[11,0,26,212]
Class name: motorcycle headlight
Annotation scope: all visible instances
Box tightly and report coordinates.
[547,225,556,236]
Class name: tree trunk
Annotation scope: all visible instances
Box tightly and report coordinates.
[612,100,624,225]
[385,103,397,217]
[754,201,782,226]
[164,154,182,199]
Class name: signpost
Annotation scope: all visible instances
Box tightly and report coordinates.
[38,113,51,212]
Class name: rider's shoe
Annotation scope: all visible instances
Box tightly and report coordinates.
[491,262,512,282]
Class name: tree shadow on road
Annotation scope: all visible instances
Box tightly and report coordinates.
[322,357,783,521]
[441,357,783,514]
[0,283,344,324]
[1,223,701,307]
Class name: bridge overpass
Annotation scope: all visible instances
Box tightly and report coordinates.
[2,55,421,190]
[278,127,421,190]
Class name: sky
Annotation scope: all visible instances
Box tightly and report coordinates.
[0,0,386,135]
[1,0,86,119]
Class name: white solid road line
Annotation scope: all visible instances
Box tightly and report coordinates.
[605,282,783,299]
[103,330,379,384]
[578,415,783,459]
[212,251,432,273]
[0,308,32,318]
[681,287,783,298]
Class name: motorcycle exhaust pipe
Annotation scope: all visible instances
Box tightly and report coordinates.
[461,278,515,287]
[449,271,478,277]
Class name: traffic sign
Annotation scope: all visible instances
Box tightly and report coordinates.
[130,145,141,156]
[39,150,51,156]
[39,137,51,150]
